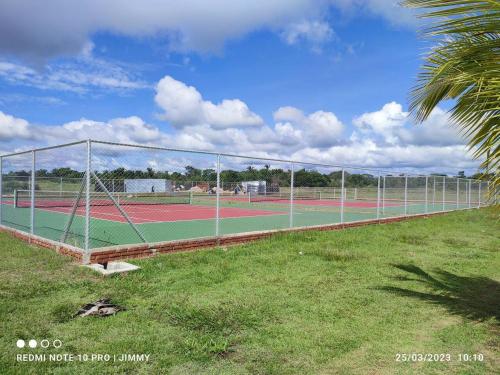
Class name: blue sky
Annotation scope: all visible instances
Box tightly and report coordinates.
[0,1,478,175]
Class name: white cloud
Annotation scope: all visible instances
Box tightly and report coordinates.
[274,106,344,147]
[0,93,66,106]
[399,107,465,146]
[155,76,263,128]
[333,0,417,27]
[275,122,303,146]
[0,0,332,60]
[281,20,335,50]
[292,141,477,174]
[274,106,306,123]
[47,116,167,145]
[307,111,344,145]
[0,115,169,149]
[0,84,479,175]
[354,102,465,147]
[0,57,149,93]
[0,111,33,140]
[361,0,418,27]
[353,101,408,144]
[0,1,420,63]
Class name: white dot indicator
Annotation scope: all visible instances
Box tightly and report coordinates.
[53,339,62,348]
[16,339,25,348]
[40,340,50,348]
[29,339,37,348]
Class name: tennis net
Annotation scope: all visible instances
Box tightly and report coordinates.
[249,191,322,203]
[14,189,193,208]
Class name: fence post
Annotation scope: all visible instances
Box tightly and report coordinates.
[340,169,345,224]
[478,180,481,208]
[84,140,91,262]
[487,181,490,205]
[30,150,35,235]
[425,176,428,214]
[442,176,446,211]
[289,163,294,228]
[456,178,459,209]
[433,176,436,207]
[468,179,472,208]
[0,156,2,225]
[376,174,381,220]
[216,154,220,237]
[404,175,408,216]
[382,175,386,215]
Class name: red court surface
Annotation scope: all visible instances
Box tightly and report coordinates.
[43,204,287,224]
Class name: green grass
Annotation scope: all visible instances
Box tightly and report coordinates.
[0,208,498,374]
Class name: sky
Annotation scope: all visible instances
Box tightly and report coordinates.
[0,0,480,175]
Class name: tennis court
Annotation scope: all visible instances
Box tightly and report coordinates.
[0,188,470,249]
[0,140,490,256]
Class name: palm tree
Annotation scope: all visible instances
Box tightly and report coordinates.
[403,0,500,193]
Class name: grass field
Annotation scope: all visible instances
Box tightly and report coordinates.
[0,208,498,374]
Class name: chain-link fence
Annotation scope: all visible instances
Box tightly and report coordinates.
[0,140,495,261]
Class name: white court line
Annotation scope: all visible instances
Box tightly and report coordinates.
[138,212,289,225]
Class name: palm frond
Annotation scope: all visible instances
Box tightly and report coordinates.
[403,0,500,193]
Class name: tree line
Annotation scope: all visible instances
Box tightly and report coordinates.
[4,166,486,192]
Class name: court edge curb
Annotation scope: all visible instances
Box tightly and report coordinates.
[0,207,483,265]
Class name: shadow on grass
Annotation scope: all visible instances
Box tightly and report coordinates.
[380,264,500,323]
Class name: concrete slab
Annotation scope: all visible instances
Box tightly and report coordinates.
[84,261,140,275]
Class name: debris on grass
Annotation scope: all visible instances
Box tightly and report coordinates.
[74,299,125,318]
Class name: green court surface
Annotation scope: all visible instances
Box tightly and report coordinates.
[0,195,477,251]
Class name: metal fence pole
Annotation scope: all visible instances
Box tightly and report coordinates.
[60,176,63,193]
[468,180,472,208]
[376,174,381,219]
[382,175,386,215]
[456,178,459,209]
[487,181,490,205]
[433,177,436,207]
[30,150,35,235]
[0,156,2,225]
[340,168,345,224]
[442,176,446,211]
[425,176,428,214]
[478,181,481,208]
[84,140,91,259]
[289,163,294,228]
[216,154,220,237]
[464,179,468,206]
[404,175,408,216]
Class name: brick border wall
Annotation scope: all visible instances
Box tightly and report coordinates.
[0,209,474,265]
